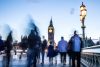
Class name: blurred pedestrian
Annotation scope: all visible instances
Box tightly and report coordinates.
[54,45,58,64]
[47,41,54,65]
[0,36,4,53]
[69,30,83,67]
[5,31,13,67]
[41,36,47,65]
[27,25,41,67]
[58,37,68,65]
[67,39,73,66]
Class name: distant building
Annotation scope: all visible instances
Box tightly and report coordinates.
[96,41,100,45]
[96,41,99,45]
[13,40,19,50]
[48,18,54,45]
[85,37,95,47]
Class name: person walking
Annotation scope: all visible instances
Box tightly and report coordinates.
[58,37,68,65]
[69,30,83,67]
[5,31,13,67]
[0,36,4,53]
[67,39,73,66]
[41,36,47,65]
[47,41,54,65]
[27,25,41,67]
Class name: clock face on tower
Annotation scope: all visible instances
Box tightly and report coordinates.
[49,28,52,33]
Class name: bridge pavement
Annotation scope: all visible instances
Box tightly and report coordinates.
[0,53,84,67]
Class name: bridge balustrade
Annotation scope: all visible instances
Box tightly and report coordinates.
[81,45,100,67]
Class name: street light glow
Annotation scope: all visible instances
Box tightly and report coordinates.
[80,2,87,20]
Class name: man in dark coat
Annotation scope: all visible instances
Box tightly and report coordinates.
[41,36,47,65]
[27,27,41,67]
[0,36,4,52]
[5,31,13,67]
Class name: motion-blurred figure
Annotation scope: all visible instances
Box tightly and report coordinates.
[5,31,13,67]
[58,37,68,65]
[27,25,41,67]
[0,36,4,53]
[47,41,54,65]
[41,36,47,65]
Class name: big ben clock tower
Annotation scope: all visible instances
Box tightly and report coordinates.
[48,18,54,45]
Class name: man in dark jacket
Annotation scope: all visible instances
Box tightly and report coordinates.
[27,28,41,67]
[0,36,4,52]
[41,36,47,65]
[5,31,13,67]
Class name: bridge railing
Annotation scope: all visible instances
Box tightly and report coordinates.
[81,45,100,67]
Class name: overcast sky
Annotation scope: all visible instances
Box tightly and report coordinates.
[0,0,100,43]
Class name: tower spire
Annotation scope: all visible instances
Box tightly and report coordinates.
[49,17,53,27]
[48,17,54,45]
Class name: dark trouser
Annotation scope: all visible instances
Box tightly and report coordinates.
[33,49,39,67]
[60,52,66,64]
[6,51,11,67]
[41,50,45,64]
[27,49,38,67]
[72,52,81,67]
[33,53,37,67]
[68,52,72,66]
[27,49,34,67]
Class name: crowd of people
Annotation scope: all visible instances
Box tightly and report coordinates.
[0,23,83,67]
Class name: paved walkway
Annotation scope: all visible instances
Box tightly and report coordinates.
[0,53,84,67]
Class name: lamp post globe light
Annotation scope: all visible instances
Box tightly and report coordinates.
[80,2,87,47]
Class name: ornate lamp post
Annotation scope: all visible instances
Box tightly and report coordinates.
[80,2,87,47]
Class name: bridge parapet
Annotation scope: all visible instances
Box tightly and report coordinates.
[81,45,100,67]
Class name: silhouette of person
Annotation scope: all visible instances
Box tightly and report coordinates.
[5,31,13,67]
[0,36,4,52]
[69,30,83,67]
[67,39,73,66]
[27,25,41,67]
[53,44,58,64]
[47,41,54,65]
[41,36,47,65]
[58,37,68,65]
